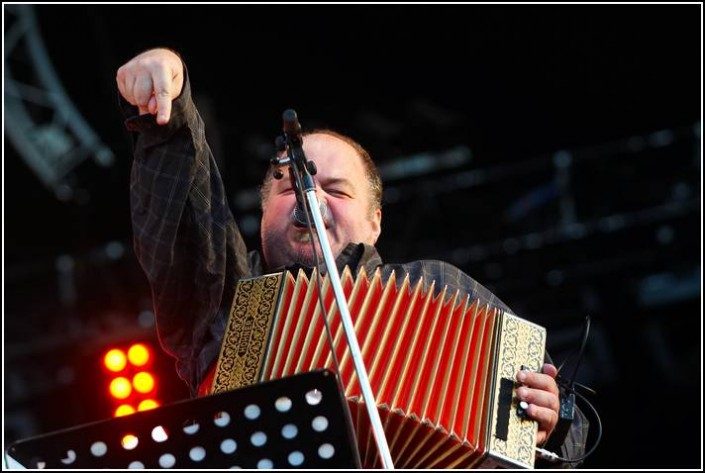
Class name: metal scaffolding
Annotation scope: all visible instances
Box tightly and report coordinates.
[4,4,114,200]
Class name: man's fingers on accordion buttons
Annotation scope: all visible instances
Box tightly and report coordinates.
[520,370,560,397]
[542,363,558,378]
[534,386,560,413]
[517,386,559,413]
[527,403,558,432]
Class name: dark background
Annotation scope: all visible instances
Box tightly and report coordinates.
[4,4,702,468]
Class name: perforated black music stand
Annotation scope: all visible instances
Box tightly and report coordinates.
[5,369,361,469]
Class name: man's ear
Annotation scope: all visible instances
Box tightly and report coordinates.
[369,208,382,244]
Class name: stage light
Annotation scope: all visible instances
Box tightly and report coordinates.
[114,404,135,417]
[138,399,159,411]
[121,434,139,450]
[101,341,172,419]
[109,377,132,399]
[127,343,150,367]
[133,371,155,394]
[103,349,127,372]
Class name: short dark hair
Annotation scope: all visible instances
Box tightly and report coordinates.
[259,129,383,213]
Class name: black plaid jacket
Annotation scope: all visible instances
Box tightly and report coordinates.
[123,70,587,467]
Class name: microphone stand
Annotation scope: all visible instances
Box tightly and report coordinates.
[273,110,394,470]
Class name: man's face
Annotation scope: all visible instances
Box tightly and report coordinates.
[260,133,382,270]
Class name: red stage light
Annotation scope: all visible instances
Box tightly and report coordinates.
[103,349,127,372]
[114,404,135,417]
[137,399,159,411]
[127,344,150,367]
[133,371,155,394]
[109,377,132,399]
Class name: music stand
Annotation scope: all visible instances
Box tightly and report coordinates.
[5,369,361,469]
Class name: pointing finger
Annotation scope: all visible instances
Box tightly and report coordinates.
[151,65,173,124]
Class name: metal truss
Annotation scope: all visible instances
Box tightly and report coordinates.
[4,4,114,199]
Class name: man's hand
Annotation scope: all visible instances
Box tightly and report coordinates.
[516,363,560,446]
[116,48,184,125]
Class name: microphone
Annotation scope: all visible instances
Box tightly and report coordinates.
[282,109,302,144]
[293,200,330,227]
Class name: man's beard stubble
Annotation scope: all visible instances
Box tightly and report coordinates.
[291,245,318,268]
[263,233,319,270]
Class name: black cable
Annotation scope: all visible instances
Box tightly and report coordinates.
[568,315,591,387]
[556,314,591,386]
[536,389,603,464]
[540,315,602,465]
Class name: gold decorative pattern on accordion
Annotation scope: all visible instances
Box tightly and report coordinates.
[211,272,283,392]
[209,267,546,468]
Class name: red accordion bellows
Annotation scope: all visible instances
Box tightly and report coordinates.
[205,268,546,468]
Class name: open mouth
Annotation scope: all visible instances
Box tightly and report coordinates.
[292,229,313,243]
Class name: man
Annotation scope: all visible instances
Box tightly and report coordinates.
[117,48,588,466]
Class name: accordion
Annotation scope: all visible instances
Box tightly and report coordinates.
[201,267,546,468]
